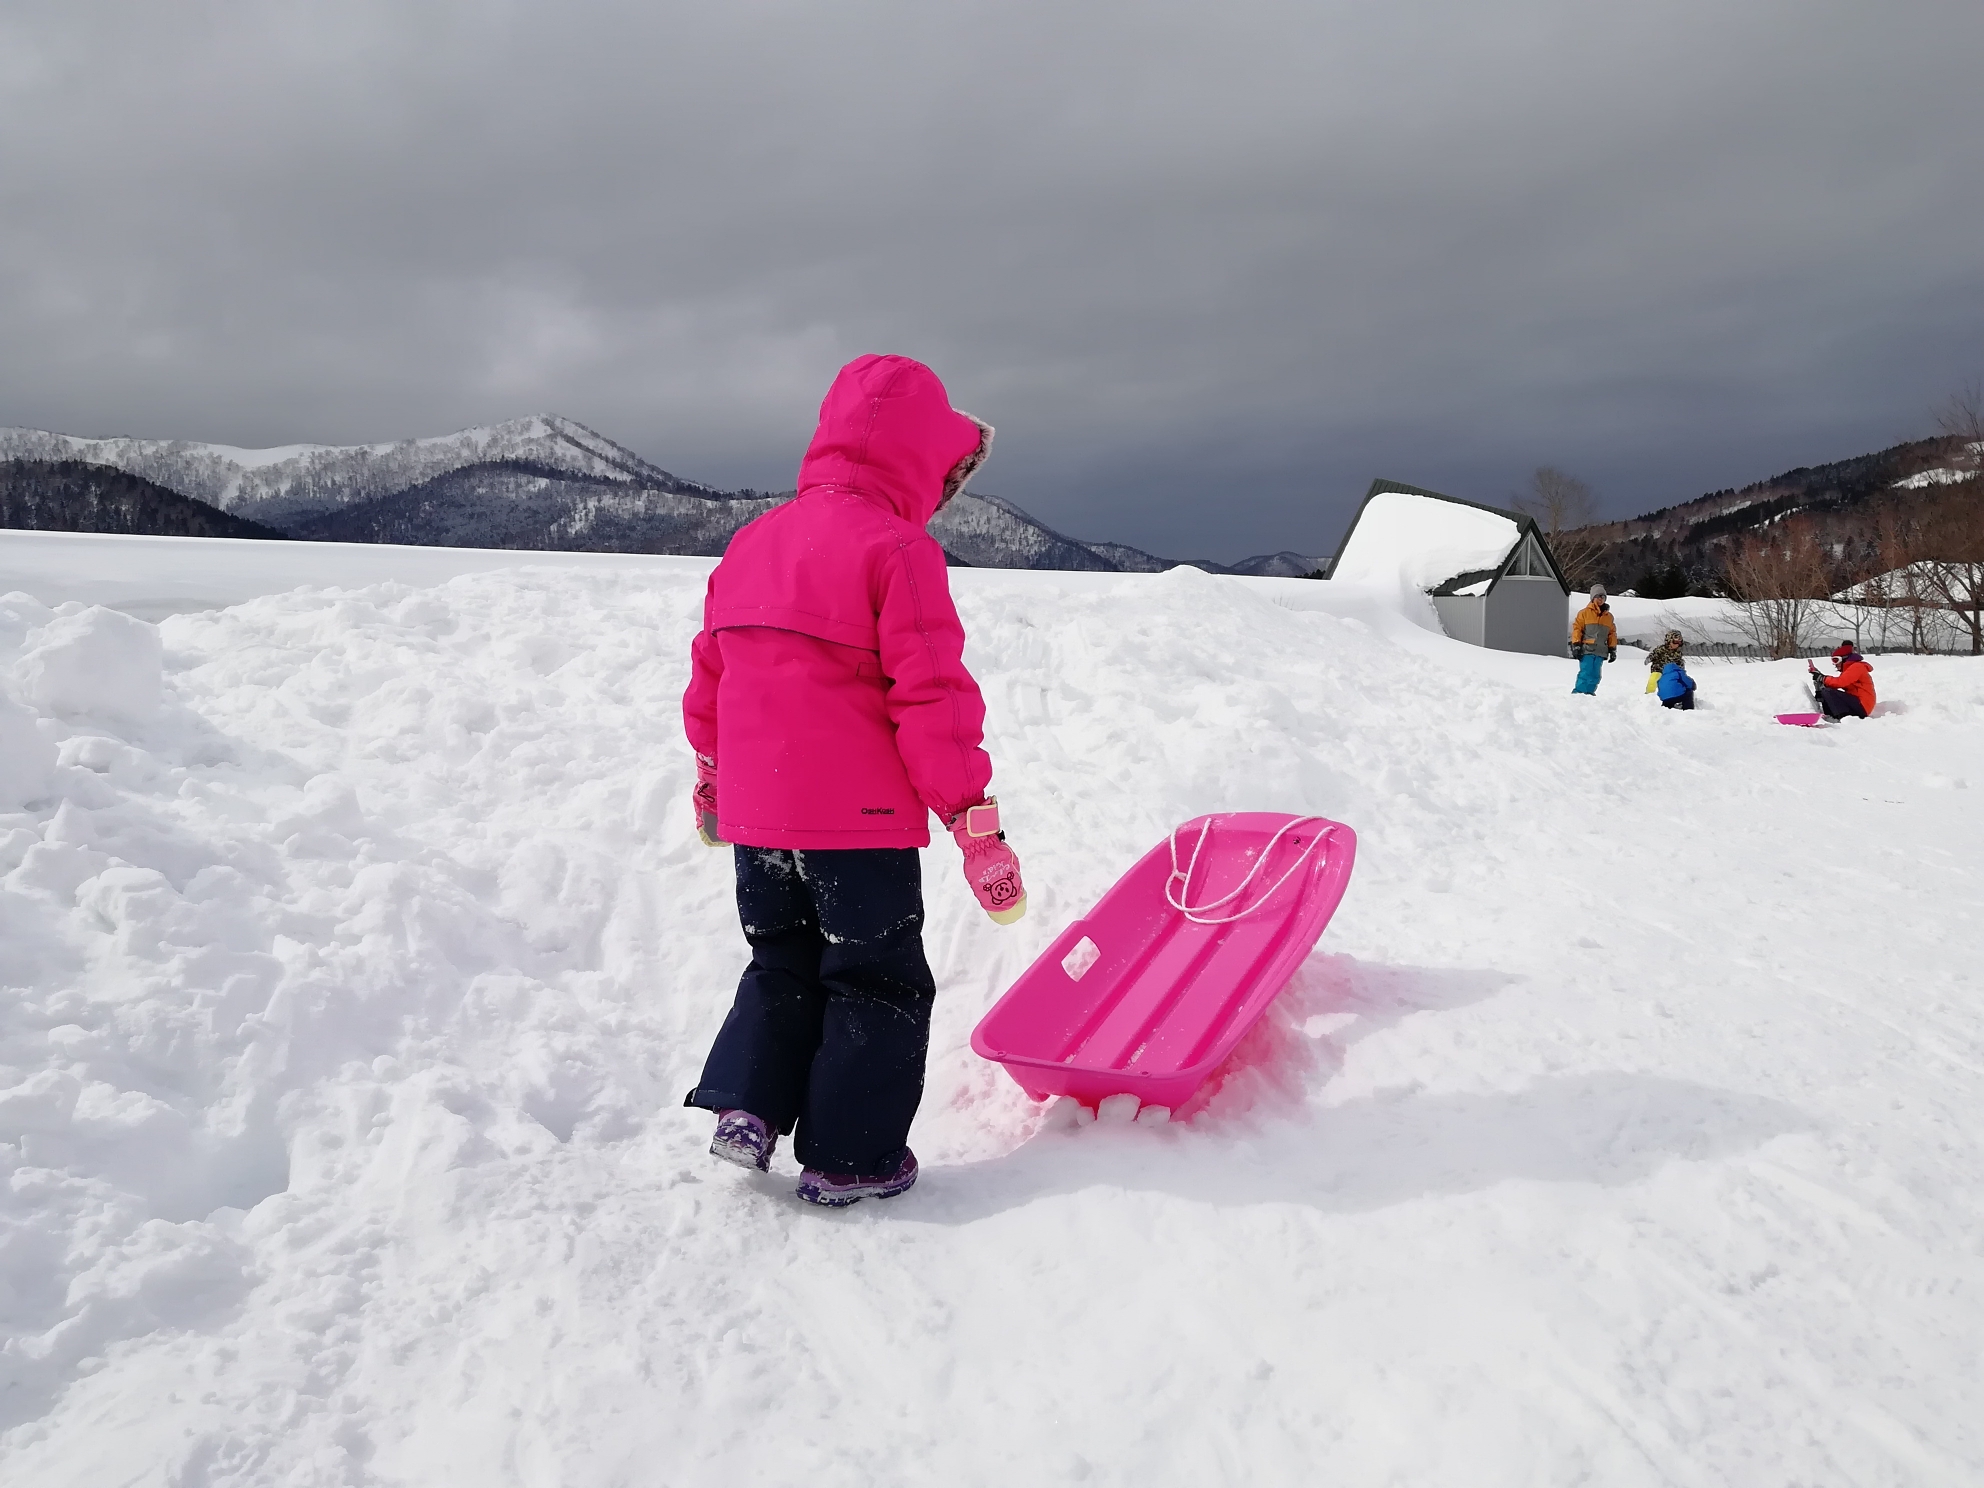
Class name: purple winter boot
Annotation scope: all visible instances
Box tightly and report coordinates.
[795,1149,919,1207]
[710,1109,776,1172]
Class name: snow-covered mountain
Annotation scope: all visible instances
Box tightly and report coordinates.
[289,463,787,555]
[0,415,720,531]
[0,415,1317,574]
[931,493,1130,571]
[1218,550,1326,578]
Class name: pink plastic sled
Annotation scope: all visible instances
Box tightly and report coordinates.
[971,812,1357,1112]
[1775,712,1824,727]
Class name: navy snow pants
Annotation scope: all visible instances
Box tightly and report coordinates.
[685,846,935,1174]
[1818,688,1867,720]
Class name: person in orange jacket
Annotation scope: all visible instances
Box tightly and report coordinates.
[1808,641,1876,719]
[1569,584,1618,694]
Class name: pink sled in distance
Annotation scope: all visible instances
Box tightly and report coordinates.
[971,812,1357,1113]
[1775,712,1824,727]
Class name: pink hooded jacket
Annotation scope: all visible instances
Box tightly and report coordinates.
[681,355,995,849]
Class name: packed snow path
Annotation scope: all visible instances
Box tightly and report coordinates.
[1,542,1981,1486]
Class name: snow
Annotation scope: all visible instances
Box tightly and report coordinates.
[1329,489,1519,592]
[168,440,347,470]
[1892,467,1978,489]
[1596,594,1758,646]
[1837,564,1920,602]
[0,529,710,620]
[2,531,1982,1485]
[1832,561,1962,604]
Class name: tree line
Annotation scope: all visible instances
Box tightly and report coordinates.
[0,459,284,540]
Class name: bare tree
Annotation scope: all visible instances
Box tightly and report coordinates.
[1651,606,1723,653]
[1934,379,1984,449]
[1914,489,1984,653]
[1515,466,1602,589]
[1720,516,1834,658]
[1911,382,1984,653]
[1816,592,1881,655]
[1818,500,1920,653]
[1882,501,1963,653]
[1868,503,1924,652]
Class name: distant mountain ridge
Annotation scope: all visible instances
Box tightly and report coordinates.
[0,414,723,530]
[287,459,787,553]
[0,415,1320,575]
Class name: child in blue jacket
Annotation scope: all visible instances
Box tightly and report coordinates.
[1656,660,1696,711]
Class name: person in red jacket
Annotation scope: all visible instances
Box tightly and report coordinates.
[680,354,1026,1207]
[1809,642,1876,719]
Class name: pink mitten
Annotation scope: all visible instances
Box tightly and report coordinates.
[947,797,1026,924]
[692,754,724,846]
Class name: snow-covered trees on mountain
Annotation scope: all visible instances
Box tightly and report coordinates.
[0,415,1319,574]
[1573,434,1977,597]
[0,415,711,530]
[0,460,284,541]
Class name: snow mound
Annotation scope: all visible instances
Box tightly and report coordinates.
[0,535,1981,1484]
[0,695,55,809]
[13,605,163,728]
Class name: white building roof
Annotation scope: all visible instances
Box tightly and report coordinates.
[1329,487,1525,592]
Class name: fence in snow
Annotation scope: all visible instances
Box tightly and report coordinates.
[1624,639,1976,659]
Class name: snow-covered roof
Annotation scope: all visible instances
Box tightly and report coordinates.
[1328,482,1551,593]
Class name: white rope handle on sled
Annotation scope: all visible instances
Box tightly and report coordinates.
[1165,816,1333,925]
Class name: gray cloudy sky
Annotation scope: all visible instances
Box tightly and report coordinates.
[4,1,1982,561]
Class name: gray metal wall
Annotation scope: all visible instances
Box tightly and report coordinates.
[1484,576,1570,655]
[1430,593,1486,647]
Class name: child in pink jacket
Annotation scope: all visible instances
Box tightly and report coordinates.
[681,354,1026,1206]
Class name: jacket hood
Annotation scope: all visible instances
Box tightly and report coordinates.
[796,355,986,526]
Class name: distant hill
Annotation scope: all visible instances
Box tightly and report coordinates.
[0,415,1316,575]
[1577,435,1977,596]
[1220,550,1327,579]
[0,459,285,540]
